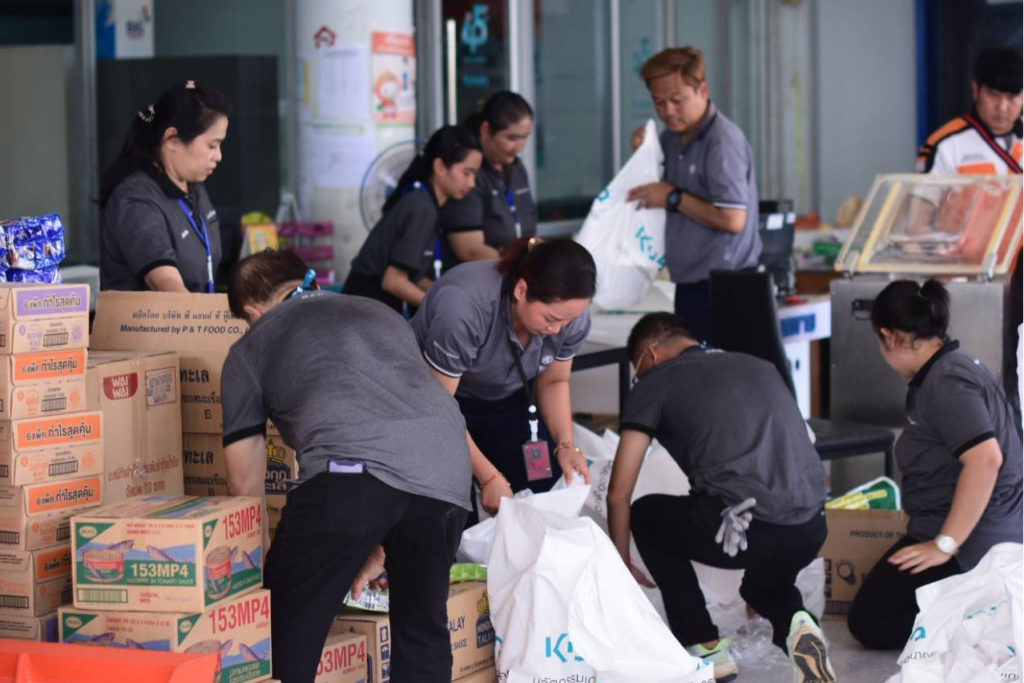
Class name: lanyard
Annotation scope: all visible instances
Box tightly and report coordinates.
[506,188,522,239]
[409,182,443,280]
[508,338,540,442]
[176,198,214,293]
[962,114,1023,174]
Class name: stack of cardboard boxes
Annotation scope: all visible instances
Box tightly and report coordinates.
[0,283,104,642]
[59,495,273,682]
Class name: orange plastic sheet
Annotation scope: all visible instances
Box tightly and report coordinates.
[0,639,219,682]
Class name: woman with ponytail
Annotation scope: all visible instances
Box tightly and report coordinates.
[100,80,232,293]
[439,91,537,267]
[411,237,595,522]
[345,125,482,312]
[848,279,1022,649]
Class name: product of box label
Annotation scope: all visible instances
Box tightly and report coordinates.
[0,348,88,420]
[820,508,907,615]
[183,433,297,497]
[316,629,367,683]
[0,573,71,616]
[72,495,263,612]
[0,610,58,640]
[86,351,183,504]
[0,545,71,583]
[333,612,390,683]
[90,292,247,433]
[60,588,272,682]
[0,412,104,486]
[448,582,495,680]
[0,284,90,354]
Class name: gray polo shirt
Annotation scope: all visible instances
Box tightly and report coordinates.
[661,102,761,284]
[440,158,537,258]
[350,186,440,282]
[100,168,222,293]
[410,260,590,401]
[621,348,826,525]
[898,341,1023,570]
[221,291,472,510]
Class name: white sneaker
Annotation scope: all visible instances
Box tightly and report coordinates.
[786,611,837,683]
[685,637,738,682]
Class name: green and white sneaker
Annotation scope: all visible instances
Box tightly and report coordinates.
[685,637,738,682]
[787,611,837,683]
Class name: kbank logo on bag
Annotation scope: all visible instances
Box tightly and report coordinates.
[634,226,666,269]
[911,626,926,641]
[545,633,585,663]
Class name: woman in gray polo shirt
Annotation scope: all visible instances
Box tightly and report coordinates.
[411,237,594,519]
[345,125,482,313]
[99,81,231,293]
[439,92,538,268]
[848,279,1023,649]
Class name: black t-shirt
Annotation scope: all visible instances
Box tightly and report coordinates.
[100,168,222,292]
[898,341,1023,570]
[350,186,440,282]
[621,348,827,525]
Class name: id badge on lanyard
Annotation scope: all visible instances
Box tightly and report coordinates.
[177,198,214,293]
[509,340,552,481]
[506,188,523,240]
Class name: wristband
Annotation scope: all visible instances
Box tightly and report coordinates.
[555,442,582,456]
[480,472,504,489]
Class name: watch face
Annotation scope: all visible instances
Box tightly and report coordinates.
[936,535,957,553]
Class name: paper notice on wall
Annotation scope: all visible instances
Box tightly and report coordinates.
[312,130,377,189]
[318,44,369,119]
[371,32,416,125]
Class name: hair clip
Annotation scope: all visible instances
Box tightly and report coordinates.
[137,105,155,123]
[290,269,318,299]
[185,80,196,90]
[527,236,543,251]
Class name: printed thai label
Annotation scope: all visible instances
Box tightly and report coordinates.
[25,476,102,515]
[14,413,102,450]
[12,349,87,381]
[14,286,89,317]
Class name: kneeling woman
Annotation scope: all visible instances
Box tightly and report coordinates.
[345,126,482,312]
[848,279,1023,649]
[411,237,595,519]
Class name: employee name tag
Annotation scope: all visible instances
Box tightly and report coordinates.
[522,441,553,482]
[329,458,365,474]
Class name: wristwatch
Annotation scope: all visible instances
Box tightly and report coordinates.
[666,187,683,213]
[934,534,959,555]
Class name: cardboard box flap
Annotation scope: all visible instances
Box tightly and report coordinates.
[91,292,247,353]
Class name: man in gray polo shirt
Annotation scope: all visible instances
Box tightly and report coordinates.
[607,313,834,683]
[221,250,471,683]
[627,47,760,342]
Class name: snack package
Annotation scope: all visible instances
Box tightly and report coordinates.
[825,476,901,510]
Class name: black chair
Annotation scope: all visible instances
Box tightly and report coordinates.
[709,269,895,479]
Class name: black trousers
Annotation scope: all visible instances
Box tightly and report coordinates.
[674,280,712,343]
[265,472,467,683]
[631,492,827,652]
[847,535,962,650]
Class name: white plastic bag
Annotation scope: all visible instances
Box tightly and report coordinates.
[575,118,667,310]
[887,542,1023,683]
[488,497,713,683]
[456,485,591,564]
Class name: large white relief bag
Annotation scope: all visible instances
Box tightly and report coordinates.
[575,119,667,310]
[487,497,712,683]
[886,543,1023,683]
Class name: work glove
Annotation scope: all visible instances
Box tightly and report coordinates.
[715,497,756,557]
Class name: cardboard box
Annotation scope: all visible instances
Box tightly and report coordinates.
[60,588,272,682]
[0,474,103,518]
[86,350,183,504]
[454,667,497,683]
[334,581,495,683]
[0,545,72,583]
[447,582,495,680]
[183,433,297,497]
[72,495,263,612]
[0,348,88,420]
[316,628,368,683]
[333,612,391,683]
[0,611,57,640]
[820,509,907,615]
[0,573,71,616]
[90,291,247,433]
[0,412,104,486]
[0,284,90,354]
[0,508,72,551]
